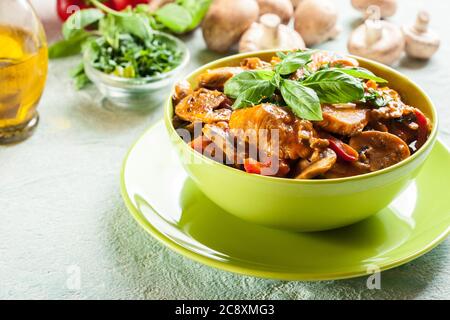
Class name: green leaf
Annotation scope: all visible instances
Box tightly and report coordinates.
[155,4,193,33]
[115,13,153,41]
[275,51,312,75]
[224,70,275,99]
[233,81,276,109]
[280,80,322,121]
[63,9,104,40]
[302,69,365,104]
[179,0,213,30]
[333,67,388,83]
[70,62,91,90]
[48,30,91,59]
[363,88,391,108]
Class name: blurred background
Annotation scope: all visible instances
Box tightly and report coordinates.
[0,0,448,299]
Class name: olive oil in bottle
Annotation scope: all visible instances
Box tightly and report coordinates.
[0,24,48,142]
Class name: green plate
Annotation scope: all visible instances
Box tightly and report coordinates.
[121,121,450,281]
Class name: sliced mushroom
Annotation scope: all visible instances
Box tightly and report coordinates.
[349,131,410,171]
[239,14,305,53]
[316,105,369,136]
[296,148,337,179]
[324,160,370,178]
[198,67,244,91]
[175,88,232,124]
[403,10,440,60]
[348,5,404,65]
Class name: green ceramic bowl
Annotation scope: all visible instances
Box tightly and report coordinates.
[164,50,438,232]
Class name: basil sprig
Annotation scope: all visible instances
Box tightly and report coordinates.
[301,69,365,104]
[224,50,387,121]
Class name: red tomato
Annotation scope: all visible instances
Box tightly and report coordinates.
[132,0,150,4]
[56,0,88,21]
[56,0,150,21]
[111,0,133,11]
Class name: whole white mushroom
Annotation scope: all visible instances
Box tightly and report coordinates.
[403,10,440,60]
[294,0,341,47]
[202,0,259,53]
[239,14,306,52]
[348,6,404,65]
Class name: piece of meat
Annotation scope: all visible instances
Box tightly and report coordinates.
[202,122,240,165]
[189,135,212,153]
[296,148,337,179]
[370,101,416,121]
[349,131,411,171]
[316,105,369,136]
[310,51,359,71]
[240,57,272,70]
[197,67,244,91]
[368,86,416,121]
[175,88,232,124]
[172,80,193,105]
[229,104,314,160]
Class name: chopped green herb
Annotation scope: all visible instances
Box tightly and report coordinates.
[363,88,391,108]
[89,34,182,79]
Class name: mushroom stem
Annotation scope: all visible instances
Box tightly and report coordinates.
[365,20,382,46]
[364,5,382,46]
[260,14,281,41]
[414,10,430,33]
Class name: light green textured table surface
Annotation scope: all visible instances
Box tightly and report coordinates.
[0,0,449,299]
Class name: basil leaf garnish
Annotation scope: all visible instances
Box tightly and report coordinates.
[275,51,312,75]
[280,80,322,121]
[232,80,276,109]
[333,67,388,83]
[224,70,275,99]
[302,69,365,104]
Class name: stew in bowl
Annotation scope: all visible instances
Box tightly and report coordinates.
[171,50,432,180]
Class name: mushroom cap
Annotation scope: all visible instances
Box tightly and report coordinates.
[294,0,340,46]
[348,20,404,65]
[351,0,397,18]
[403,11,440,59]
[257,0,294,24]
[202,0,259,53]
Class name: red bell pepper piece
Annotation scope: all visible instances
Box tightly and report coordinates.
[243,158,266,174]
[243,158,290,176]
[414,109,429,149]
[327,137,359,162]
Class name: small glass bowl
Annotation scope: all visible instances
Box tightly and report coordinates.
[83,31,190,108]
